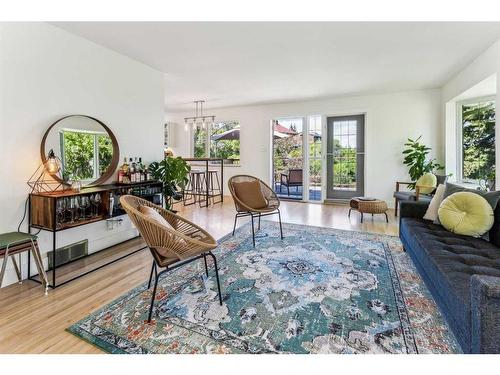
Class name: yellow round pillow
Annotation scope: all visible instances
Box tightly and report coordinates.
[438,192,494,237]
[416,173,437,194]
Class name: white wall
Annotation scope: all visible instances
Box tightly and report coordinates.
[441,39,500,184]
[167,89,443,206]
[0,23,164,287]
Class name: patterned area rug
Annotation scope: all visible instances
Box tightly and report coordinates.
[68,221,460,354]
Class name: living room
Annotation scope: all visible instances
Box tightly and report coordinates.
[1,1,500,373]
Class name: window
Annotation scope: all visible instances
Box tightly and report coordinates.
[458,98,496,182]
[60,129,113,181]
[193,121,240,164]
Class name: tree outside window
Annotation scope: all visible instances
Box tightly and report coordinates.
[461,99,495,182]
[193,121,240,164]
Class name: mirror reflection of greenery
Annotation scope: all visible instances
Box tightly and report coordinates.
[462,101,495,181]
[61,130,112,181]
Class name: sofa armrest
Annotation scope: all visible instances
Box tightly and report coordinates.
[470,275,500,353]
[399,200,429,220]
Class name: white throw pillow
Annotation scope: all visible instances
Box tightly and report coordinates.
[423,184,446,222]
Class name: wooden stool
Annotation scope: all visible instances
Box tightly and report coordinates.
[348,197,388,223]
[0,232,49,294]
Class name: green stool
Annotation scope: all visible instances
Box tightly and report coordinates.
[0,232,49,294]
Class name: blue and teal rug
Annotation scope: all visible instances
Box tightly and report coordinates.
[68,221,460,354]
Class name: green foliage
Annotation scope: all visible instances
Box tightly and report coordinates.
[63,131,95,180]
[98,135,113,176]
[194,126,207,158]
[402,136,444,188]
[62,131,113,181]
[462,101,495,181]
[149,157,191,209]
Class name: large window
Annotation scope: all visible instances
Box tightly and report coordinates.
[60,129,113,181]
[459,98,496,182]
[193,121,240,164]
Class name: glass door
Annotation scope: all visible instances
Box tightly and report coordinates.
[326,115,365,200]
[272,118,304,200]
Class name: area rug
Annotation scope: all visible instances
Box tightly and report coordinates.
[68,221,460,354]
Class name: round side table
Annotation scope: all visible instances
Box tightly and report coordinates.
[349,197,389,223]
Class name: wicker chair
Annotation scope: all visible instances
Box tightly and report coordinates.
[120,195,222,323]
[228,175,284,247]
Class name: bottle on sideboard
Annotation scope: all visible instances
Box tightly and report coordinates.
[129,158,136,183]
[119,157,130,184]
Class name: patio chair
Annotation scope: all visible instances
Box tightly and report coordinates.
[228,175,284,247]
[120,195,223,323]
[280,168,303,196]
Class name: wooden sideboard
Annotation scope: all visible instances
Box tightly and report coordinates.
[28,181,163,288]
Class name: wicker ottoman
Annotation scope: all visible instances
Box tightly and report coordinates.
[349,197,388,223]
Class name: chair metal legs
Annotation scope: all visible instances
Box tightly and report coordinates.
[277,208,284,239]
[203,254,209,276]
[250,215,255,247]
[232,210,284,247]
[232,214,238,236]
[208,251,223,305]
[146,251,223,323]
[147,267,159,323]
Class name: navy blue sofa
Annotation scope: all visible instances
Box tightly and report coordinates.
[399,200,500,353]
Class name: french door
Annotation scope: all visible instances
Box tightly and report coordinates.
[326,115,365,200]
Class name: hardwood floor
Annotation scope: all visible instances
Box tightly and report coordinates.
[0,198,398,353]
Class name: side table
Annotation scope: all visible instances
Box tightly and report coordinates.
[349,197,389,223]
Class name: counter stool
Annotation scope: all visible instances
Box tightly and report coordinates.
[0,232,49,294]
[207,170,222,205]
[183,170,207,206]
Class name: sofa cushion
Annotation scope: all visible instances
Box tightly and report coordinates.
[438,192,494,238]
[416,173,437,194]
[400,218,500,342]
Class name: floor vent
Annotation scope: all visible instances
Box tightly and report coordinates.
[47,239,88,270]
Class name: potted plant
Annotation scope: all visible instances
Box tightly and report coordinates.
[402,136,444,188]
[148,156,191,210]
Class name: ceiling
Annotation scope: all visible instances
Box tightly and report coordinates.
[52,22,500,111]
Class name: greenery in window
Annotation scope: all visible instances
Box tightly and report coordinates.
[210,121,240,161]
[61,130,112,181]
[462,100,495,181]
[194,126,207,158]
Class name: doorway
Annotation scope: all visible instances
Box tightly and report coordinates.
[326,114,365,201]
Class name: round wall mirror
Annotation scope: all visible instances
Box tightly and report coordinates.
[41,115,119,186]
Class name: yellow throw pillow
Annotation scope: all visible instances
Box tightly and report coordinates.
[416,173,437,194]
[438,192,494,237]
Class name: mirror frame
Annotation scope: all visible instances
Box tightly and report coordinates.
[41,114,120,186]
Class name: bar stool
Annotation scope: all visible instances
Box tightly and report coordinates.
[183,170,207,206]
[207,170,222,205]
[0,232,49,294]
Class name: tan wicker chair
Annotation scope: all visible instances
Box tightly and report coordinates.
[228,175,284,247]
[120,195,222,323]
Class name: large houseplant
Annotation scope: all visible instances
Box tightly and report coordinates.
[402,136,444,188]
[148,156,191,209]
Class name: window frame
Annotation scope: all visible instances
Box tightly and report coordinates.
[456,95,496,183]
[59,128,110,183]
[191,120,241,164]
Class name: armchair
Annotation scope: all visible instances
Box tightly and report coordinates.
[120,195,223,323]
[393,174,448,216]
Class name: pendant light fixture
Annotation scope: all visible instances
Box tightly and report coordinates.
[184,100,215,129]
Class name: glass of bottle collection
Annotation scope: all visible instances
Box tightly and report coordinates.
[117,157,153,184]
